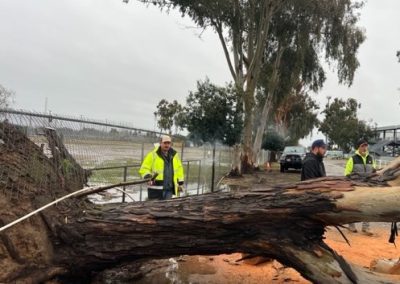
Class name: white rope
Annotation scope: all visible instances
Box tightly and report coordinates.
[0,187,90,233]
[0,178,150,233]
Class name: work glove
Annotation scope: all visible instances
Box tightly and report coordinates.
[178,185,187,197]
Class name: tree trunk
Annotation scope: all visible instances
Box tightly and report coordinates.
[228,144,241,177]
[241,86,256,173]
[214,1,276,173]
[252,92,273,166]
[2,122,400,283]
[252,47,284,165]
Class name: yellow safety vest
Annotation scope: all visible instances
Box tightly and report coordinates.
[344,150,376,176]
[139,147,184,196]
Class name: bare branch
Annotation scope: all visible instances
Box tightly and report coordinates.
[246,0,256,67]
[246,0,272,82]
[212,20,237,82]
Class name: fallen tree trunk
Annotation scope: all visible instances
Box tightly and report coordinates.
[1,121,400,283]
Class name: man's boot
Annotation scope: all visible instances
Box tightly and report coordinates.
[361,222,373,236]
[348,223,357,233]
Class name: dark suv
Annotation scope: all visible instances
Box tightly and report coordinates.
[279,146,306,172]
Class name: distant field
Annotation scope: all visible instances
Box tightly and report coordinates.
[28,134,232,201]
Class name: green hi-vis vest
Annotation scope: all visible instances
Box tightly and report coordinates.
[344,150,376,176]
[139,147,184,196]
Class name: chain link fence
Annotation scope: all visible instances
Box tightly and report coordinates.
[0,109,232,202]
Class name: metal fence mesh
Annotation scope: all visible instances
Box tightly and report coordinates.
[0,109,232,202]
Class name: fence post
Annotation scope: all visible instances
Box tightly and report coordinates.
[211,143,216,192]
[122,166,127,203]
[185,161,190,188]
[197,160,201,195]
[141,142,145,161]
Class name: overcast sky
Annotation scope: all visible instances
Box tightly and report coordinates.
[0,0,399,141]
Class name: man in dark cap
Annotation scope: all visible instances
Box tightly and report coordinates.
[301,139,327,181]
[344,138,376,177]
[344,138,376,235]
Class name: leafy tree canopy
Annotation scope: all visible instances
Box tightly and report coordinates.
[319,98,375,152]
[262,131,285,152]
[283,92,320,145]
[154,99,184,134]
[184,78,243,146]
[255,0,364,146]
[138,0,365,168]
[154,79,243,146]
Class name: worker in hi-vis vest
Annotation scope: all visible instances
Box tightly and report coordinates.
[139,135,184,200]
[344,138,376,236]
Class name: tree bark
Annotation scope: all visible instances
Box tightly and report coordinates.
[252,46,284,164]
[40,176,400,284]
[240,2,274,171]
[2,122,400,283]
[229,144,242,176]
[213,1,277,172]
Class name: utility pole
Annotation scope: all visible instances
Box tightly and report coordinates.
[326,96,332,148]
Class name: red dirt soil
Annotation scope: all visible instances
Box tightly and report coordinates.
[174,224,400,283]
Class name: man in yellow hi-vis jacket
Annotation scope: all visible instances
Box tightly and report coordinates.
[139,135,184,200]
[344,138,377,236]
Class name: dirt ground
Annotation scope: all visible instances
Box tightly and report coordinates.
[134,160,400,283]
[159,223,399,284]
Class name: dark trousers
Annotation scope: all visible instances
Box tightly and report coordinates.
[162,189,173,200]
[147,188,173,200]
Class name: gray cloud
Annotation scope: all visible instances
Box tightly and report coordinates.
[315,0,400,126]
[0,0,229,128]
[0,0,399,132]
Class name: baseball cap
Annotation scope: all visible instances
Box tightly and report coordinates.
[311,139,326,149]
[355,138,368,148]
[160,135,172,143]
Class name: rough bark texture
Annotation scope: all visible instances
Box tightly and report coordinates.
[1,122,400,283]
[214,0,277,171]
[252,46,284,165]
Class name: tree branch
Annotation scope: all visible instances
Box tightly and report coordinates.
[246,0,272,81]
[246,0,255,68]
[212,20,237,82]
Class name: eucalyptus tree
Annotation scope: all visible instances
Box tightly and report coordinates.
[253,0,364,160]
[184,78,242,147]
[319,98,375,152]
[154,99,184,134]
[274,91,319,145]
[136,0,365,171]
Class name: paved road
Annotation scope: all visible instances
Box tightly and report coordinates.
[324,158,346,176]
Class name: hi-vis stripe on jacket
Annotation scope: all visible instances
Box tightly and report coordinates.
[139,147,184,196]
[344,150,376,176]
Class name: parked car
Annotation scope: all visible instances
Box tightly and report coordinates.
[344,150,355,159]
[325,150,344,159]
[279,146,307,172]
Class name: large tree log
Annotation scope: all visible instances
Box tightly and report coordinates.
[1,121,400,283]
